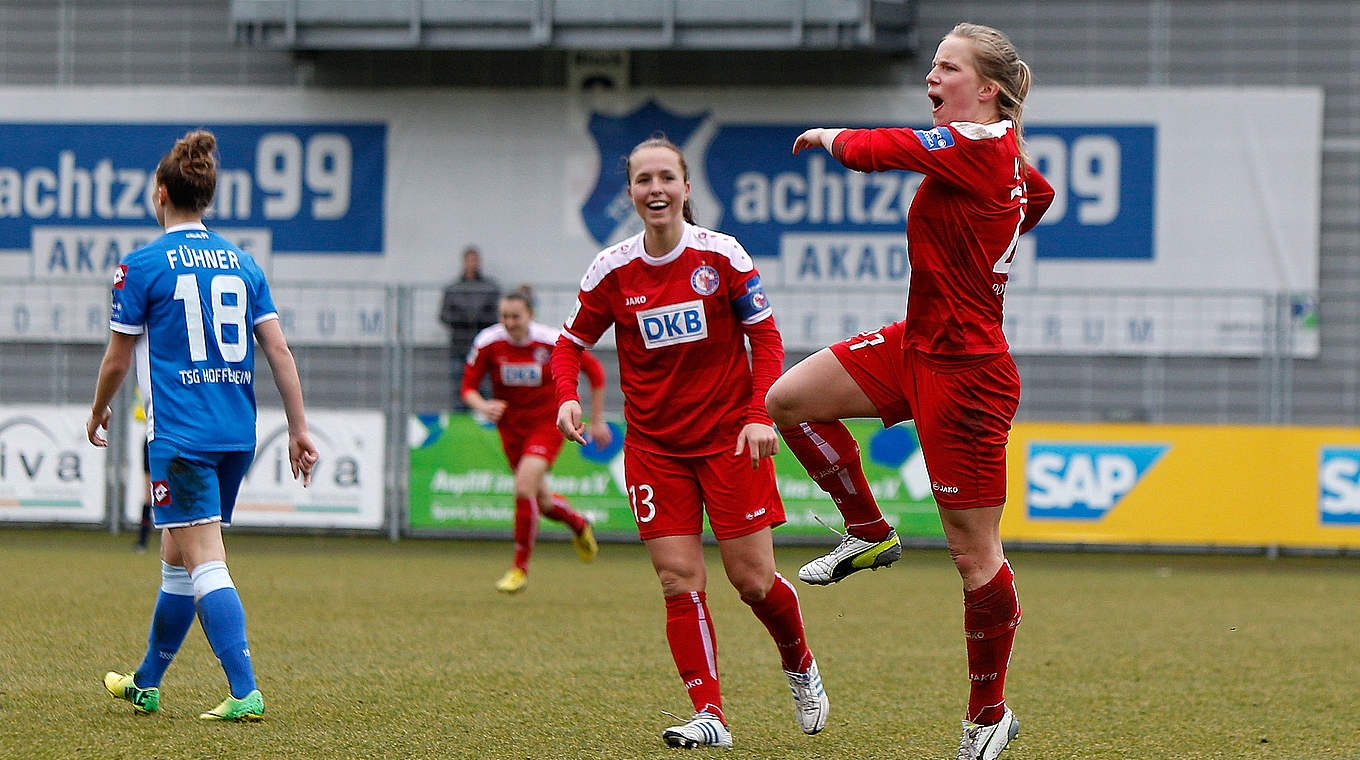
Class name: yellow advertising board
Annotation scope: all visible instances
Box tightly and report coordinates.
[1003,422,1360,549]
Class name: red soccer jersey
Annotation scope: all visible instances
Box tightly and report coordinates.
[834,120,1054,355]
[463,321,604,432]
[557,223,782,456]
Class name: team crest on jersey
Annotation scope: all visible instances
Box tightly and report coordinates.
[151,480,171,506]
[691,265,720,296]
[112,264,128,289]
[914,127,955,150]
[533,346,551,364]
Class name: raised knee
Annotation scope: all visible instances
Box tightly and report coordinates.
[765,381,798,428]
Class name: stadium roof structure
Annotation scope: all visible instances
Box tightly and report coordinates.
[230,0,917,53]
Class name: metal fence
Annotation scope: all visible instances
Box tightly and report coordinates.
[0,279,1310,536]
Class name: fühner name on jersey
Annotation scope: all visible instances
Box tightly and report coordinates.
[637,299,708,349]
[167,245,241,270]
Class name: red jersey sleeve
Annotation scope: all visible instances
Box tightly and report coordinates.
[580,349,606,390]
[560,274,616,349]
[834,124,999,193]
[551,335,585,406]
[742,316,782,426]
[724,264,782,426]
[1021,164,1054,233]
[460,339,491,397]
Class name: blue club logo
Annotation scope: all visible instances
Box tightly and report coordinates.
[581,100,709,247]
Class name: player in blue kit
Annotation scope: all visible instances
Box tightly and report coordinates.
[87,129,318,722]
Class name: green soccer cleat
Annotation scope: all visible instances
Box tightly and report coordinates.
[198,689,265,721]
[104,671,159,714]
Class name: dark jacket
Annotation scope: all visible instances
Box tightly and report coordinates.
[439,275,501,359]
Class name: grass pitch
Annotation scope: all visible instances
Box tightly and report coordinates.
[1,529,1357,759]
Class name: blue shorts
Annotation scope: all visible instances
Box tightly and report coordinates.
[147,439,255,529]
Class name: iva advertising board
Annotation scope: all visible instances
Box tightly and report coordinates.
[0,404,105,523]
[123,408,385,530]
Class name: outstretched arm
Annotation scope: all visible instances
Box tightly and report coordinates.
[792,128,847,157]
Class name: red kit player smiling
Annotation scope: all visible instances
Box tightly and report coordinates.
[552,137,827,748]
[766,22,1055,760]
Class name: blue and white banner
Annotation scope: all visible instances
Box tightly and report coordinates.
[0,86,1321,356]
[573,88,1320,356]
[0,122,385,279]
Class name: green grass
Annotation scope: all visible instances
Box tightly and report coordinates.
[1,529,1358,759]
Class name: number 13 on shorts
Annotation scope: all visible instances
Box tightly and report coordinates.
[629,484,656,523]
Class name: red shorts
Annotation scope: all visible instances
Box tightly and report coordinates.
[829,321,1020,509]
[499,422,565,469]
[623,444,786,541]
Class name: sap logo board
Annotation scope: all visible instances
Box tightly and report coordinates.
[637,300,707,349]
[1319,447,1360,525]
[1027,442,1168,520]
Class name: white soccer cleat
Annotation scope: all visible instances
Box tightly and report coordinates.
[661,711,732,748]
[783,657,828,734]
[797,529,902,585]
[956,707,1019,760]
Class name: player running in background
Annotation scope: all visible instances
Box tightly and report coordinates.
[88,129,317,723]
[461,287,611,593]
[765,23,1054,760]
[553,136,828,748]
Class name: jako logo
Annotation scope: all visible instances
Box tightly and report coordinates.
[1026,442,1168,520]
[1319,447,1360,525]
[637,300,708,349]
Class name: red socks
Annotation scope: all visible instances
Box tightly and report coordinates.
[779,421,891,541]
[541,493,586,534]
[664,591,724,723]
[963,560,1021,724]
[743,573,813,673]
[511,496,540,571]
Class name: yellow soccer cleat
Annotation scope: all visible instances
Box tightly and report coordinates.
[104,670,159,714]
[495,567,527,594]
[573,521,599,563]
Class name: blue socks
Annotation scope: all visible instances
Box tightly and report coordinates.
[191,560,257,698]
[133,562,196,689]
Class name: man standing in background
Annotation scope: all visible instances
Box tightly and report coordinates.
[440,246,501,411]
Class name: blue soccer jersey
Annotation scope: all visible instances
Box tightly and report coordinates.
[110,222,277,451]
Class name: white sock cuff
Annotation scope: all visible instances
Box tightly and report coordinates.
[160,562,194,596]
[189,560,235,600]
